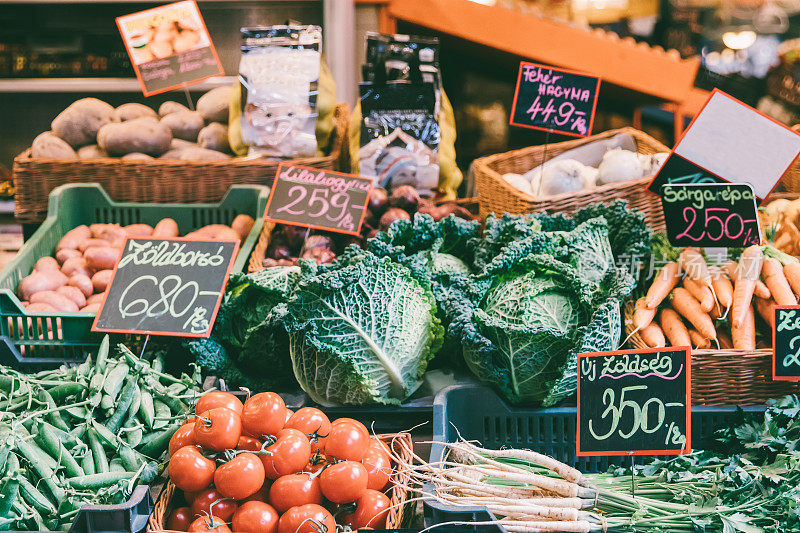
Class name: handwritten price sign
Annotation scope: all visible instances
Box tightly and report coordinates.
[92,238,238,337]
[510,61,600,137]
[661,183,761,248]
[265,164,372,236]
[773,306,800,381]
[577,347,691,456]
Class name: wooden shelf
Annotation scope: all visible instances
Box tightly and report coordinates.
[388,0,700,103]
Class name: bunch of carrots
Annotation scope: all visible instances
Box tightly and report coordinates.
[631,245,800,350]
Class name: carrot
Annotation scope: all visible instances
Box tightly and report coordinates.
[718,332,733,349]
[762,258,797,305]
[688,329,710,349]
[729,247,764,329]
[633,297,657,330]
[659,308,691,347]
[710,267,733,309]
[755,297,776,328]
[784,262,800,298]
[645,262,682,309]
[682,278,715,312]
[669,287,717,342]
[709,302,723,320]
[731,303,756,350]
[755,280,771,299]
[639,322,666,348]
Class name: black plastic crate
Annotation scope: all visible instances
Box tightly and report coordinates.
[424,384,766,533]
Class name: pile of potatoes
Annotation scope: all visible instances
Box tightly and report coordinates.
[30,86,233,162]
[18,214,254,314]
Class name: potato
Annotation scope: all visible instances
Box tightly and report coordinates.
[125,224,153,237]
[231,214,255,240]
[186,224,240,241]
[78,239,111,252]
[26,303,58,313]
[179,147,230,161]
[160,110,204,141]
[197,122,230,153]
[57,225,91,251]
[30,291,78,313]
[56,249,81,264]
[89,223,116,238]
[121,152,154,161]
[68,274,94,298]
[158,149,185,160]
[61,256,90,278]
[86,293,106,305]
[153,218,179,238]
[80,303,102,313]
[97,117,172,156]
[91,270,113,293]
[56,285,87,308]
[76,144,108,159]
[113,103,157,122]
[84,247,120,271]
[33,257,60,272]
[159,101,189,117]
[170,138,196,150]
[51,98,114,148]
[31,132,77,160]
[197,87,232,123]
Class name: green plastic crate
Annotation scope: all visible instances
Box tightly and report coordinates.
[0,183,268,361]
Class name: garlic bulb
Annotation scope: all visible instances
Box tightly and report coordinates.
[503,173,534,195]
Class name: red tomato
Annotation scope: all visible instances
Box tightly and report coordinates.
[194,407,242,452]
[268,473,322,514]
[304,459,327,474]
[191,488,238,522]
[342,490,391,530]
[241,479,272,503]
[325,419,369,462]
[231,501,279,533]
[188,515,232,533]
[166,506,193,531]
[277,504,336,533]
[195,391,244,416]
[319,461,368,504]
[237,435,262,451]
[183,416,197,426]
[214,452,265,500]
[361,447,392,491]
[285,408,331,454]
[260,429,311,480]
[169,424,196,456]
[368,437,391,457]
[284,408,294,423]
[241,392,286,438]
[183,490,201,505]
[169,446,216,492]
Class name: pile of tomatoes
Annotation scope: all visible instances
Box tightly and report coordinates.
[164,391,395,533]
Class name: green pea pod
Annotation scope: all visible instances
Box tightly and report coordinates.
[125,385,142,427]
[76,354,93,380]
[124,426,143,449]
[46,383,85,403]
[137,422,181,459]
[118,445,145,472]
[103,363,129,400]
[0,456,20,518]
[81,449,95,476]
[67,472,134,490]
[100,394,115,411]
[139,390,155,430]
[15,440,64,505]
[105,378,137,434]
[108,458,126,474]
[95,335,110,373]
[88,373,104,394]
[34,422,84,478]
[152,354,164,374]
[36,389,69,433]
[165,383,187,395]
[87,429,109,474]
[152,401,170,430]
[18,476,56,516]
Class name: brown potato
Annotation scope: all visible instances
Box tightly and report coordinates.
[30,291,79,313]
[56,249,81,264]
[186,224,240,241]
[113,103,157,122]
[91,270,113,293]
[61,256,90,278]
[197,122,230,153]
[169,138,196,150]
[33,257,60,272]
[56,285,87,308]
[84,247,120,271]
[57,225,91,251]
[68,274,94,298]
[86,293,106,305]
[153,218,179,238]
[18,271,68,300]
[178,147,230,161]
[160,110,204,141]
[78,239,111,252]
[26,303,58,313]
[125,224,153,237]
[197,87,232,123]
[231,214,255,240]
[31,132,77,160]
[97,117,172,157]
[51,98,115,148]
[159,101,189,117]
[80,303,102,313]
[76,144,108,159]
[121,152,154,161]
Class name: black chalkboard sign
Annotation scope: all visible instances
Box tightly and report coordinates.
[661,183,761,248]
[510,61,600,137]
[773,305,800,381]
[577,347,691,456]
[92,237,238,337]
[265,164,372,236]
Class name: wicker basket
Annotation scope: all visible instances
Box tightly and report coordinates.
[474,128,668,231]
[779,124,800,193]
[623,298,800,405]
[146,432,415,532]
[12,104,350,224]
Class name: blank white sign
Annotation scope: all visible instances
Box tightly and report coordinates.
[675,91,800,198]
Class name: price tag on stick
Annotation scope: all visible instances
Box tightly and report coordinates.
[773,305,800,381]
[661,183,761,247]
[577,347,692,456]
[92,237,238,337]
[265,164,373,236]
[509,61,600,137]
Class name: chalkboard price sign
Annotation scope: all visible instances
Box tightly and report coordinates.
[92,237,238,337]
[661,183,761,248]
[510,61,601,138]
[773,305,800,381]
[577,347,692,456]
[265,164,373,236]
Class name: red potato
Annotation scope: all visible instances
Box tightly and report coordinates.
[78,239,111,252]
[95,225,127,248]
[91,270,113,293]
[80,303,102,313]
[153,218,179,238]
[86,293,106,305]
[89,223,117,238]
[56,248,82,264]
[68,274,94,298]
[33,257,60,272]
[56,225,91,251]
[231,215,255,240]
[186,225,240,241]
[61,256,90,278]
[18,271,68,301]
[56,285,86,308]
[26,303,58,313]
[125,224,153,237]
[84,247,120,271]
[30,291,79,313]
